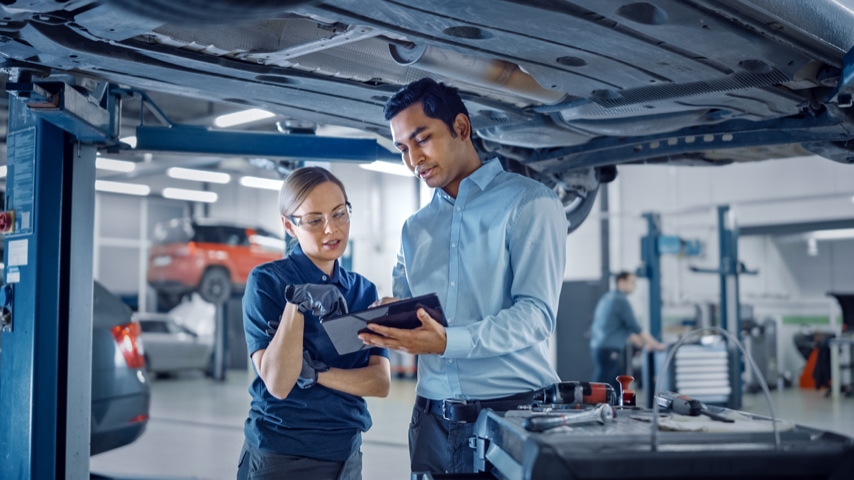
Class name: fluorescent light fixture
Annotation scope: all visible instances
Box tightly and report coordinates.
[121,135,137,148]
[162,188,218,203]
[359,161,412,177]
[95,180,150,196]
[808,228,854,241]
[167,167,231,184]
[0,165,6,178]
[214,108,275,128]
[239,176,284,191]
[96,157,136,172]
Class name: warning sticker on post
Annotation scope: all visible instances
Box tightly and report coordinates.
[8,239,28,266]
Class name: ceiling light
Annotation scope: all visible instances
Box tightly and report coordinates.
[95,180,150,196]
[96,157,136,172]
[359,161,412,177]
[213,108,275,128]
[239,176,284,191]
[0,166,6,178]
[162,188,218,203]
[807,228,854,241]
[167,167,231,184]
[807,237,818,256]
[121,135,137,148]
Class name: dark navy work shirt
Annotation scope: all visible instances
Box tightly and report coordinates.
[589,290,642,351]
[242,244,388,461]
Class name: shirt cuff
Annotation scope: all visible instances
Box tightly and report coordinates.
[442,327,472,358]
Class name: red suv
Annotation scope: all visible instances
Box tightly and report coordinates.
[147,218,284,309]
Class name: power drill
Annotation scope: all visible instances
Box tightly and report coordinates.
[656,391,734,423]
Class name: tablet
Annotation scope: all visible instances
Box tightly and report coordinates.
[320,293,446,355]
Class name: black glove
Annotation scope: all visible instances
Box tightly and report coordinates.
[265,317,280,337]
[297,350,330,389]
[284,284,348,319]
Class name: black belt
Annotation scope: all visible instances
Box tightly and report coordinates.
[416,387,552,423]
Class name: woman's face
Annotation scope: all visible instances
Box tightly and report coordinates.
[281,181,350,273]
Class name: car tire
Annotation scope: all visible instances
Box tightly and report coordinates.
[500,158,608,234]
[102,0,318,25]
[198,267,232,304]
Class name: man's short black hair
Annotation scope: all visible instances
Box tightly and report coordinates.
[616,271,635,283]
[383,77,469,137]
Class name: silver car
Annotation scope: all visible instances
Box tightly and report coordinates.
[136,312,214,377]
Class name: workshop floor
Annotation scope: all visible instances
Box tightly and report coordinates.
[89,370,854,480]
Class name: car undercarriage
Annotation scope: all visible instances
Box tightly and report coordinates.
[0,0,852,230]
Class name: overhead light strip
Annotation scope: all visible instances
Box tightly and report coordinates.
[359,161,412,177]
[162,188,218,203]
[167,167,231,184]
[239,176,284,191]
[808,228,854,241]
[96,157,136,172]
[95,180,150,196]
[213,108,275,128]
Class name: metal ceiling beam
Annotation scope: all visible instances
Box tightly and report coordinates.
[133,125,400,162]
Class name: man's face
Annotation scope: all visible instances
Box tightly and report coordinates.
[619,275,637,294]
[389,102,472,197]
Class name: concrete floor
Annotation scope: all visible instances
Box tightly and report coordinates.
[89,369,854,480]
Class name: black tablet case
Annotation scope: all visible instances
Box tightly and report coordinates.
[320,293,445,355]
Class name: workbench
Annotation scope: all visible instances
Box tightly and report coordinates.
[464,405,854,480]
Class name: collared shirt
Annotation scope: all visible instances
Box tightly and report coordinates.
[589,290,642,351]
[242,244,388,461]
[393,158,565,400]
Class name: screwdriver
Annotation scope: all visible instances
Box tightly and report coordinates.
[656,391,734,423]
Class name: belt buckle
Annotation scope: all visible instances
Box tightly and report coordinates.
[442,399,467,422]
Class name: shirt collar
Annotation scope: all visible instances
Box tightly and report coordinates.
[436,158,503,203]
[290,244,344,286]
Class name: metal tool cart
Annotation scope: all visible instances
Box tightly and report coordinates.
[468,399,853,480]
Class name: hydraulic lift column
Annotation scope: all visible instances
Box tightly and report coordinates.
[0,79,98,479]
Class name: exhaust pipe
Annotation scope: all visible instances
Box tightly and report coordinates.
[389,43,566,105]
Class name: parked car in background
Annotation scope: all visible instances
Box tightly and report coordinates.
[0,267,150,456]
[136,312,214,378]
[90,281,151,455]
[146,218,284,309]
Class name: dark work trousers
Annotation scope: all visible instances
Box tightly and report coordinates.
[236,440,362,480]
[591,347,624,393]
[409,398,477,474]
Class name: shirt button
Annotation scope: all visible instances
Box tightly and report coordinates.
[456,207,461,211]
[322,275,327,281]
[451,243,456,248]
[448,359,454,363]
[450,281,456,287]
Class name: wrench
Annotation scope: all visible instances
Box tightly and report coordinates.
[523,403,615,432]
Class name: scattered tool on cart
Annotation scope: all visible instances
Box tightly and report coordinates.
[523,403,615,432]
[656,391,734,423]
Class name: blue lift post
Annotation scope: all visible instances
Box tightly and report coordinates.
[689,205,755,410]
[0,81,98,479]
[636,212,702,408]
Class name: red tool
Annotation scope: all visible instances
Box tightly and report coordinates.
[553,381,617,406]
[617,375,636,406]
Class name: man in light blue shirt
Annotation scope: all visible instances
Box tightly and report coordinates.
[359,78,566,475]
